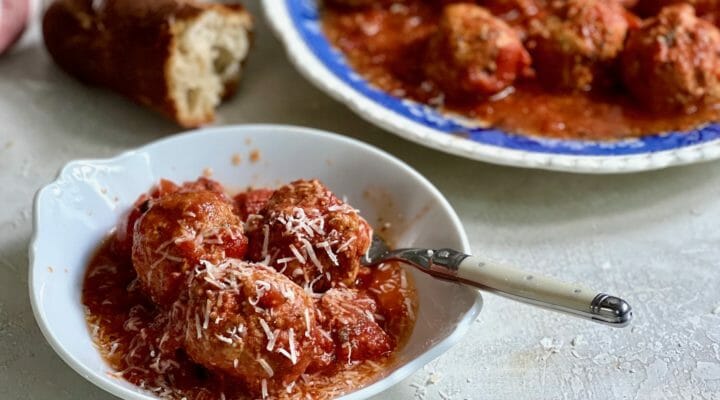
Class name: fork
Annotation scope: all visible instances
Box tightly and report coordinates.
[362,234,633,327]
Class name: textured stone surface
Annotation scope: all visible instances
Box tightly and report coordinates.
[1,2,719,399]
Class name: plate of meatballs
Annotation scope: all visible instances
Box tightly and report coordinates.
[29,125,481,400]
[264,0,720,172]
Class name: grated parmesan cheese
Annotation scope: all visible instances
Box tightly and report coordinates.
[300,238,323,272]
[304,309,311,338]
[194,313,202,339]
[261,224,270,259]
[317,241,339,266]
[258,357,274,377]
[289,244,306,264]
[267,329,280,351]
[337,236,356,253]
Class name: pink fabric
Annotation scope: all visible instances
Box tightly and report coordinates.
[0,0,29,54]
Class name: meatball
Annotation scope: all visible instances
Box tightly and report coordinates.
[529,0,630,91]
[323,0,408,8]
[621,4,720,112]
[246,179,372,292]
[635,0,718,18]
[132,190,248,306]
[184,261,316,394]
[481,0,549,39]
[618,0,639,9]
[115,178,229,257]
[315,288,394,367]
[424,3,532,98]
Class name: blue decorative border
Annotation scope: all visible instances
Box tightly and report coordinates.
[287,0,720,156]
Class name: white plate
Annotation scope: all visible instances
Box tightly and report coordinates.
[29,124,482,400]
[262,0,720,173]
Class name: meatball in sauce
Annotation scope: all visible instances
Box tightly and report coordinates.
[245,179,372,292]
[622,4,720,112]
[83,177,417,400]
[184,261,316,395]
[424,3,532,98]
[529,0,632,91]
[321,0,720,139]
[132,189,247,306]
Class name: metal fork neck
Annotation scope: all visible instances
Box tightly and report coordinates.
[389,247,469,279]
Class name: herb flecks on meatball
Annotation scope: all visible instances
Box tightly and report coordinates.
[530,0,630,91]
[424,3,532,99]
[622,4,720,113]
[482,0,549,40]
[132,190,247,306]
[246,179,372,293]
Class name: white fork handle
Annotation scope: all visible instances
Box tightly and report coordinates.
[453,255,631,326]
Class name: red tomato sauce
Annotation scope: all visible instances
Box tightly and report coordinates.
[321,1,720,140]
[82,181,417,400]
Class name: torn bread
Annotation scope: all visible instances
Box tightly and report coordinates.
[42,0,253,127]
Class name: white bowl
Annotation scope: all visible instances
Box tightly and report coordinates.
[29,124,482,400]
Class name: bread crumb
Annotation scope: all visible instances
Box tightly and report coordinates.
[571,335,584,346]
[48,266,54,273]
[231,153,242,166]
[426,372,441,385]
[101,187,108,194]
[203,167,213,177]
[250,150,261,163]
[540,337,563,353]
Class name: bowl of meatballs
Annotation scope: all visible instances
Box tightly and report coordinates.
[29,124,481,399]
[264,0,720,172]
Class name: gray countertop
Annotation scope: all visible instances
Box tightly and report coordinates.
[1,2,719,399]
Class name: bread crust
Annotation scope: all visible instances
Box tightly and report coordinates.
[42,0,253,127]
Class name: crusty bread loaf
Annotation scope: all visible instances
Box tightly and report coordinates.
[43,0,253,127]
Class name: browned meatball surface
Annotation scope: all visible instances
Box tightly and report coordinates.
[316,288,394,367]
[635,0,718,17]
[622,4,720,112]
[323,0,410,8]
[132,190,247,306]
[184,260,317,395]
[424,3,532,98]
[246,179,372,292]
[481,0,549,39]
[530,0,630,91]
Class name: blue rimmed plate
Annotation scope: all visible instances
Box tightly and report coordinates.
[262,0,720,173]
